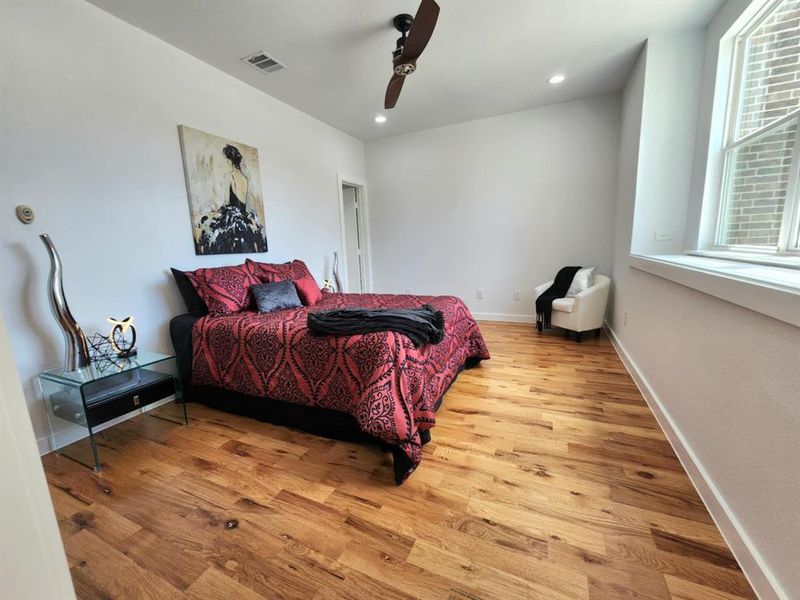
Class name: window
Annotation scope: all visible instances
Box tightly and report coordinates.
[716,0,800,254]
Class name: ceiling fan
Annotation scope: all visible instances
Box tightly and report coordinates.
[384,0,440,110]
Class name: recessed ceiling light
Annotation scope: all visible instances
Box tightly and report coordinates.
[548,74,566,84]
[374,115,387,124]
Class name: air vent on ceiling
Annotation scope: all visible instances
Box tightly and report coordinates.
[242,51,287,74]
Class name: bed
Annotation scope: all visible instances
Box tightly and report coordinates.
[170,278,489,483]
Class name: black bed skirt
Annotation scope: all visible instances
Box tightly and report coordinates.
[182,356,482,484]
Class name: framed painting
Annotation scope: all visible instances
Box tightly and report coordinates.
[178,125,268,255]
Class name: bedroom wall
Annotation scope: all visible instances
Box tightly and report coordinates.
[630,29,706,255]
[364,94,621,321]
[609,4,800,597]
[0,0,365,448]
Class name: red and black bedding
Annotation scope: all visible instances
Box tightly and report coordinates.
[169,260,489,483]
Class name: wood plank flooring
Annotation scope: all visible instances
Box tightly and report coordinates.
[42,322,757,599]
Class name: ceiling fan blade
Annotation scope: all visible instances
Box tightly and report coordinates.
[384,73,405,109]
[401,0,440,60]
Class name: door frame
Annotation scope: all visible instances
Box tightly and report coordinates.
[0,308,75,599]
[336,173,373,292]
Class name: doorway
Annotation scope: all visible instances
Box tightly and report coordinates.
[337,175,371,293]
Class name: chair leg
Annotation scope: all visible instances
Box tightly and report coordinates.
[595,328,601,339]
[576,331,582,343]
[537,322,543,332]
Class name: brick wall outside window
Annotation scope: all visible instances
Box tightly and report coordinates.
[722,120,796,245]
[738,0,800,137]
[720,0,799,247]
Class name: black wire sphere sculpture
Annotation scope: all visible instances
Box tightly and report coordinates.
[87,333,125,369]
[87,317,138,369]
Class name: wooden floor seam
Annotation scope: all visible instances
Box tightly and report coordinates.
[42,322,757,599]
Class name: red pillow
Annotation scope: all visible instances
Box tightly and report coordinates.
[290,259,315,282]
[184,264,259,315]
[247,259,317,285]
[246,259,296,283]
[293,275,322,306]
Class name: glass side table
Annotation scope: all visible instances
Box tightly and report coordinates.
[38,351,188,471]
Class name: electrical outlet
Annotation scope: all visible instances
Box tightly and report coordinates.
[513,290,521,301]
[655,230,672,241]
[624,311,629,326]
[476,289,483,300]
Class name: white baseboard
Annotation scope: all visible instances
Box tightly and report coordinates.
[604,322,785,600]
[473,312,535,323]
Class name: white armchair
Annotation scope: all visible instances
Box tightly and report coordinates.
[534,274,610,341]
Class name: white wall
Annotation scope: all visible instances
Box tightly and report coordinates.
[0,0,365,446]
[365,95,621,320]
[631,30,706,255]
[609,48,646,322]
[609,3,800,597]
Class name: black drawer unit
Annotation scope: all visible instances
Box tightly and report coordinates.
[83,369,176,428]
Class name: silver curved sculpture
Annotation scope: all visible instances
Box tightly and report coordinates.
[40,234,91,371]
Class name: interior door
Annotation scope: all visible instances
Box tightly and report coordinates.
[353,190,365,292]
[342,186,363,292]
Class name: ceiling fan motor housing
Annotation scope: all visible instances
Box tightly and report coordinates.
[394,62,416,76]
[392,13,414,34]
[392,14,416,76]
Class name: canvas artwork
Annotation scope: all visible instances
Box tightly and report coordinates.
[178,125,268,255]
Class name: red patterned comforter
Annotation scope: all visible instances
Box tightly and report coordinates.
[192,293,489,481]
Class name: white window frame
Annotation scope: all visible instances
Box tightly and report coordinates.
[712,0,800,257]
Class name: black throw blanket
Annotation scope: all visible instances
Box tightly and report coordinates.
[307,304,445,348]
[535,266,582,331]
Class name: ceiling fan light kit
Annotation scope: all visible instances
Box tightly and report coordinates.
[384,0,440,110]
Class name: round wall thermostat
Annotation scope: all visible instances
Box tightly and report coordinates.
[16,205,35,224]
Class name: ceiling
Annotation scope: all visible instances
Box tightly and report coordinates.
[88,0,723,141]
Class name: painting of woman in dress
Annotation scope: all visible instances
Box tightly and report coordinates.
[178,125,268,255]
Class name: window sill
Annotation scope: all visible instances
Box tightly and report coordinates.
[629,254,800,327]
[688,249,800,269]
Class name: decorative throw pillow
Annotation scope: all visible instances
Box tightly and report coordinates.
[566,266,597,298]
[184,264,259,315]
[251,280,302,313]
[294,275,322,306]
[170,268,209,316]
[246,259,297,283]
[290,259,315,282]
[246,258,318,286]
[170,269,208,317]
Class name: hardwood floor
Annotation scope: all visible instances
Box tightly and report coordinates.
[42,322,756,599]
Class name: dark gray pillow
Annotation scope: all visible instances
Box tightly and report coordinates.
[250,280,302,313]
